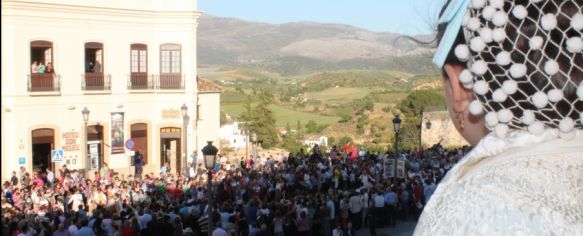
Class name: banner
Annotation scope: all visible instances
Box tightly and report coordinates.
[111,112,125,154]
[397,160,406,179]
[384,159,396,178]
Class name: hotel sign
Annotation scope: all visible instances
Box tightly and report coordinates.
[162,109,180,119]
[62,132,80,151]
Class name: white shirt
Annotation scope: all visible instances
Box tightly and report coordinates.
[374,194,385,208]
[415,130,583,235]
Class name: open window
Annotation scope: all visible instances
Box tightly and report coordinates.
[84,42,108,90]
[29,41,57,91]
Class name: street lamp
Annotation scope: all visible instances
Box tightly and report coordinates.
[202,141,218,236]
[419,116,432,150]
[392,115,401,154]
[181,104,188,177]
[82,107,90,174]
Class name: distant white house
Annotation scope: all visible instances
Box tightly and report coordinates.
[219,121,248,149]
[303,136,328,147]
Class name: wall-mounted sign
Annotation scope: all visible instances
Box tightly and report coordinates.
[62,132,80,151]
[19,156,26,165]
[111,112,125,154]
[162,109,180,119]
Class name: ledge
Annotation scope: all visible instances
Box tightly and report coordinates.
[28,91,61,96]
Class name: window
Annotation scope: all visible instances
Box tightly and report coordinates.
[160,44,181,74]
[85,42,103,73]
[130,44,147,73]
[30,40,53,73]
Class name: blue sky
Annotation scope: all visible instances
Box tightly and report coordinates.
[198,0,445,36]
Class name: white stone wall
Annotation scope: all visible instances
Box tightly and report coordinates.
[195,92,221,164]
[1,0,205,181]
[421,111,470,148]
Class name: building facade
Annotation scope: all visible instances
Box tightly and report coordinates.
[1,0,220,181]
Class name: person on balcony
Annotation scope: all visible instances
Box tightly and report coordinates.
[31,61,38,73]
[37,62,46,74]
[94,61,102,73]
[45,62,54,74]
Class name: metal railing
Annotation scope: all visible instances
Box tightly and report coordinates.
[155,74,185,90]
[28,73,61,92]
[82,73,111,91]
[127,74,154,90]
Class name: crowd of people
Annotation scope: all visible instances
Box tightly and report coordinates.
[2,143,469,236]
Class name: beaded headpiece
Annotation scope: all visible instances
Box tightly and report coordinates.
[434,0,583,139]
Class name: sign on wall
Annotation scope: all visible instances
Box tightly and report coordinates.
[19,156,26,165]
[111,112,125,154]
[61,132,80,151]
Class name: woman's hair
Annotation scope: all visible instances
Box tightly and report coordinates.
[438,0,582,131]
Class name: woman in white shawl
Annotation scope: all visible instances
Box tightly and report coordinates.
[415,0,583,235]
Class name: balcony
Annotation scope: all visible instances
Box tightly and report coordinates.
[82,73,111,92]
[155,74,185,90]
[127,74,154,91]
[28,73,60,93]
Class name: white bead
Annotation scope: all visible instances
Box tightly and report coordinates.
[462,82,474,89]
[572,13,583,31]
[541,14,557,31]
[529,36,544,50]
[482,6,496,21]
[495,124,509,138]
[471,60,488,75]
[497,109,513,123]
[468,100,484,115]
[559,118,574,133]
[512,5,528,20]
[578,81,583,100]
[560,130,576,140]
[509,64,527,78]
[485,112,499,128]
[473,80,489,95]
[580,112,583,124]
[459,69,474,84]
[455,44,471,62]
[479,28,493,43]
[547,89,563,103]
[502,80,518,95]
[495,51,511,66]
[544,60,559,76]
[492,88,508,102]
[530,0,543,3]
[492,11,508,27]
[472,0,487,9]
[489,0,504,9]
[492,28,506,42]
[531,91,549,108]
[566,37,583,53]
[467,17,481,31]
[470,37,486,52]
[528,121,544,135]
[522,110,536,125]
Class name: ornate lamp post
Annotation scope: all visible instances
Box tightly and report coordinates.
[392,115,401,178]
[82,107,90,174]
[202,141,218,236]
[181,104,189,177]
[420,117,432,150]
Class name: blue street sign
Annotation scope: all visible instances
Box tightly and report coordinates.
[18,156,25,165]
[51,149,64,163]
[125,139,135,150]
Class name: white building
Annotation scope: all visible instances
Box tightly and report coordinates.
[1,0,221,181]
[303,136,328,147]
[219,121,248,149]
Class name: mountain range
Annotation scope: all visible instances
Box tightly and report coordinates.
[197,15,439,75]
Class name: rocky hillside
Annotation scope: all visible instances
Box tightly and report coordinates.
[197,15,438,75]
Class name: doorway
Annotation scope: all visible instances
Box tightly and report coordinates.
[160,127,181,174]
[31,128,55,172]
